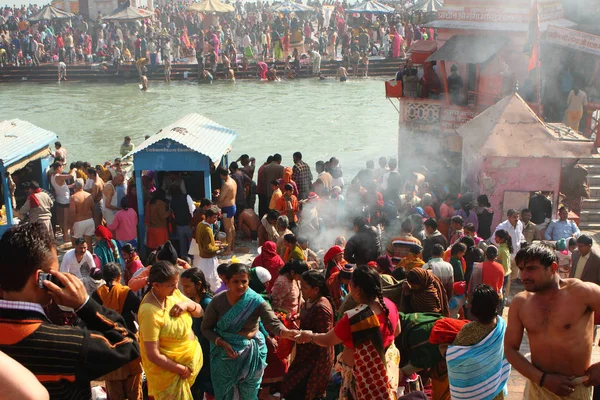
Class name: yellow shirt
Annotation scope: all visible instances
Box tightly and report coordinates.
[574,252,590,280]
[269,188,283,210]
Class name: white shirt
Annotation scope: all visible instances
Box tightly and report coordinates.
[423,257,454,287]
[492,219,525,259]
[60,249,95,278]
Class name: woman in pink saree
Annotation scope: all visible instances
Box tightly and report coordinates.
[257,61,268,80]
[391,27,403,59]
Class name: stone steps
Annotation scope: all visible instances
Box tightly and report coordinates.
[577,157,600,230]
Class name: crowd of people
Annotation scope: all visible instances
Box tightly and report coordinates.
[2,136,600,400]
[0,1,436,82]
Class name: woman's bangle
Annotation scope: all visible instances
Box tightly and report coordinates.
[215,337,221,346]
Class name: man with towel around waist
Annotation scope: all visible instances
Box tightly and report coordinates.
[505,244,600,399]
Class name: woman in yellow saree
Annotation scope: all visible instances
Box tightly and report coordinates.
[139,261,204,400]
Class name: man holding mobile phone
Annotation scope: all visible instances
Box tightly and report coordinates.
[0,223,140,399]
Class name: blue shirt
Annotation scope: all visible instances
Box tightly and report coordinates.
[544,219,580,241]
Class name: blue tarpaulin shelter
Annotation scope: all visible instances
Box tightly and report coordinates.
[0,119,57,236]
[128,113,237,253]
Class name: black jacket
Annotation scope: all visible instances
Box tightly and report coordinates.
[345,225,381,265]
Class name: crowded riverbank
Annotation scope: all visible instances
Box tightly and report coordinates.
[1,77,398,180]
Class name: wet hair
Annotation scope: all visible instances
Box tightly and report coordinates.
[486,245,499,260]
[181,267,212,295]
[351,265,392,331]
[451,242,467,256]
[229,161,239,172]
[149,261,178,286]
[266,209,280,221]
[423,218,438,230]
[55,141,62,148]
[577,235,593,246]
[103,262,122,289]
[283,233,297,245]
[515,243,557,269]
[431,244,444,257]
[279,260,309,276]
[470,284,499,324]
[495,229,514,254]
[0,223,56,292]
[225,263,250,279]
[217,166,229,177]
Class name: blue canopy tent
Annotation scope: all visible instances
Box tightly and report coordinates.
[127,114,237,254]
[272,1,314,13]
[347,0,395,14]
[0,119,58,237]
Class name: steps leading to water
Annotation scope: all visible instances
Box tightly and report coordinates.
[578,156,600,230]
[0,58,402,83]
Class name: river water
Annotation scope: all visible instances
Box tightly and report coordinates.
[1,77,398,179]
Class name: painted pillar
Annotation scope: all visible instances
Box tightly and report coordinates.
[2,171,14,228]
[135,170,146,256]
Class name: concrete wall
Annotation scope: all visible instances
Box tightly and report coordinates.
[467,156,561,229]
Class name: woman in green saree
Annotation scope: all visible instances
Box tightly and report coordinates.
[201,263,299,399]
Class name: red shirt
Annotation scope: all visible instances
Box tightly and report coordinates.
[480,260,505,294]
[334,298,398,349]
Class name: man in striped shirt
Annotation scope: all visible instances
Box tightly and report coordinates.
[0,223,140,399]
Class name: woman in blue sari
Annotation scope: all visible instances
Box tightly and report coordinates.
[201,263,299,399]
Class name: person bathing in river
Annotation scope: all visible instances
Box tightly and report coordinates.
[337,65,348,82]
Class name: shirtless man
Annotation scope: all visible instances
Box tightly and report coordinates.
[238,208,260,240]
[337,65,348,82]
[70,179,95,249]
[217,166,237,255]
[505,244,600,399]
[85,167,104,226]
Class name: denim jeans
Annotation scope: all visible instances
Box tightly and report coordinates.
[176,225,193,258]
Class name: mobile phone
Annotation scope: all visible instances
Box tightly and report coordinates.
[37,272,63,289]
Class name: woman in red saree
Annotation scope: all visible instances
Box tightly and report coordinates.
[295,266,401,400]
[283,270,335,400]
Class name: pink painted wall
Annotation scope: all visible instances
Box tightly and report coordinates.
[466,156,561,229]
